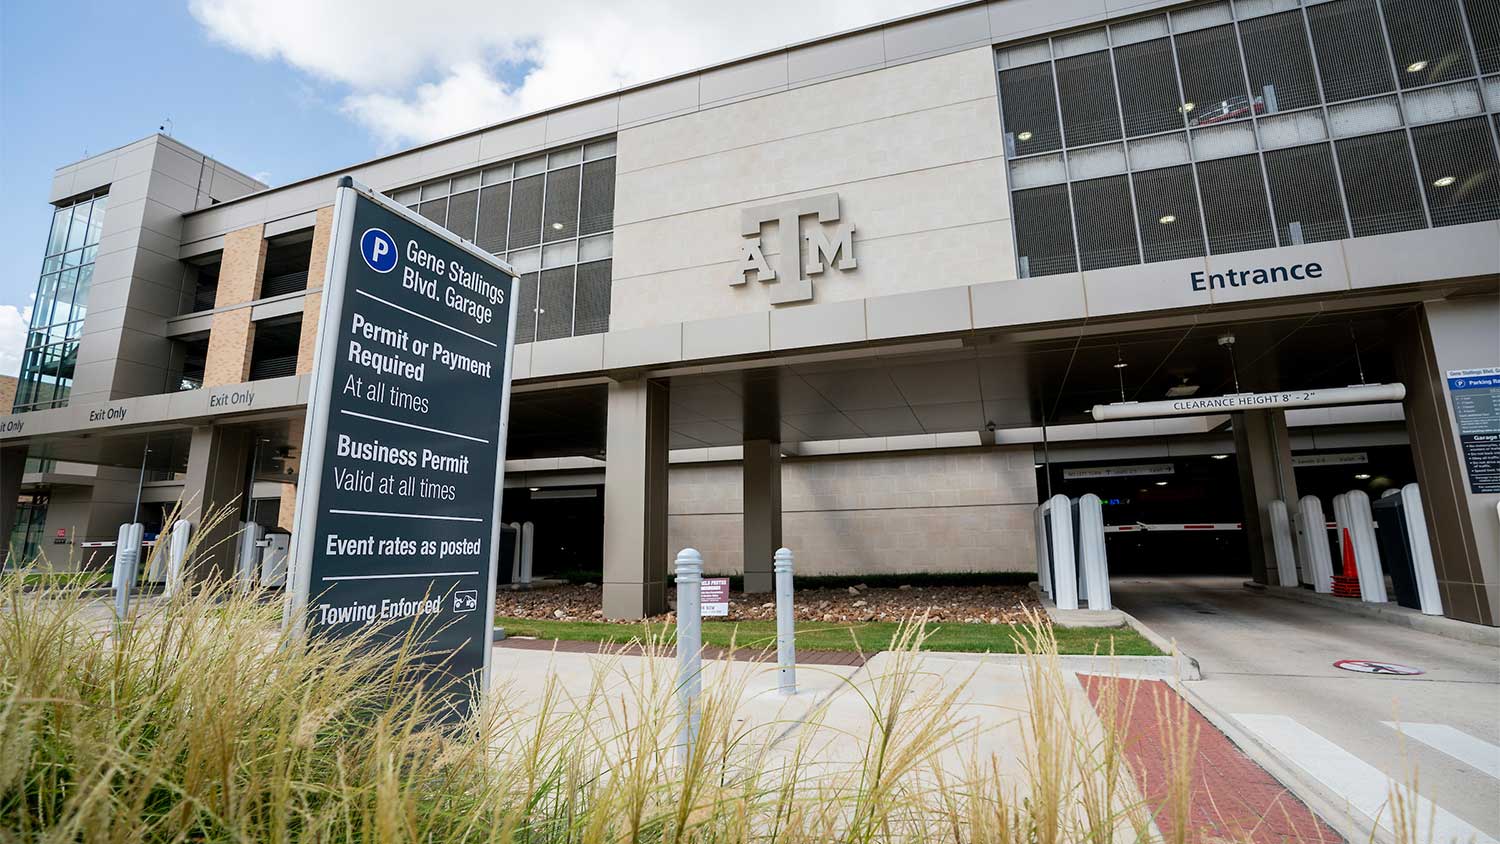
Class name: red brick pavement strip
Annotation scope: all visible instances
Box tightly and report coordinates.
[1080,675,1342,844]
[497,636,868,667]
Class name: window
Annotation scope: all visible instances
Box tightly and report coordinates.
[1012,185,1076,276]
[260,234,313,298]
[995,0,1500,276]
[16,193,105,412]
[543,166,581,242]
[1336,131,1427,236]
[247,317,301,381]
[515,273,539,344]
[1410,117,1500,226]
[508,175,544,250]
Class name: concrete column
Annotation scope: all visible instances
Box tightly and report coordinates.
[0,447,25,563]
[742,438,782,593]
[1397,296,1499,626]
[602,378,670,619]
[180,425,252,581]
[1233,409,1299,586]
[203,224,266,388]
[296,206,335,375]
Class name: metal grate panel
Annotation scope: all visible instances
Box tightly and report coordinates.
[508,174,545,250]
[573,259,612,336]
[1382,0,1475,88]
[536,267,575,342]
[1307,0,1395,102]
[1175,24,1252,129]
[418,198,447,227]
[1335,130,1427,236]
[1410,116,1500,226]
[543,166,581,243]
[1239,10,1321,113]
[1056,51,1122,146]
[446,189,478,242]
[1071,175,1140,270]
[1115,37,1186,137]
[515,273,539,344]
[1468,0,1500,74]
[998,63,1063,156]
[1132,165,1206,262]
[579,158,616,236]
[477,183,509,254]
[1012,185,1076,276]
[1196,154,1275,253]
[1264,144,1349,245]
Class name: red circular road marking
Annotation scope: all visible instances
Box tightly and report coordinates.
[1333,659,1424,675]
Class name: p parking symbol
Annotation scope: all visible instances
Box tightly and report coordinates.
[360,228,398,273]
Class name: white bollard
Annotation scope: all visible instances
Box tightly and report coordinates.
[1344,490,1387,604]
[1399,484,1443,616]
[1045,494,1078,610]
[774,547,796,695]
[166,519,191,598]
[519,521,535,586]
[1075,494,1111,611]
[508,521,522,584]
[235,522,264,593]
[113,522,144,622]
[1267,499,1300,588]
[1033,505,1053,599]
[1296,495,1333,593]
[675,548,703,765]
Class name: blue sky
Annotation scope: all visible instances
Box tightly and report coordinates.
[0,0,934,376]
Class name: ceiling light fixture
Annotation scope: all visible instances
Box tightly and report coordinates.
[1017,130,1033,141]
[1154,480,1169,486]
[1113,361,1129,369]
[1211,454,1229,460]
[1432,175,1456,187]
[1406,60,1428,72]
[1354,473,1372,480]
[1180,102,1195,113]
[529,487,540,492]
[1166,379,1200,398]
[551,222,565,230]
[1158,214,1177,224]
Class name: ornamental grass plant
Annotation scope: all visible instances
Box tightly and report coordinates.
[2,548,1205,843]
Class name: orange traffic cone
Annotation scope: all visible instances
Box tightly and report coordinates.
[1332,527,1362,598]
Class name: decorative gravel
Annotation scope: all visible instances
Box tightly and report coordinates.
[496,581,1039,624]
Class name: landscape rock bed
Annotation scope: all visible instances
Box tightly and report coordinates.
[497,581,1040,624]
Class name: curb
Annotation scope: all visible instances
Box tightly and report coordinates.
[1028,582,1202,680]
[1176,680,1383,844]
[924,650,1189,681]
[1248,582,1500,647]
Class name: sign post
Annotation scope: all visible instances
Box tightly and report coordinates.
[287,176,518,721]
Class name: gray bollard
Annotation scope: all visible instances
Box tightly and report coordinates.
[774,547,796,695]
[675,548,703,765]
[166,519,192,598]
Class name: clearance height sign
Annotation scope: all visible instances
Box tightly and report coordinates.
[289,177,518,719]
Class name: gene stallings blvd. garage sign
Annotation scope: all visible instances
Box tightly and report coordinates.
[288,177,518,722]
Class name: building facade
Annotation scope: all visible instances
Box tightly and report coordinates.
[3,0,1497,624]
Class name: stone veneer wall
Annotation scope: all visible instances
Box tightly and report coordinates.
[668,446,1037,577]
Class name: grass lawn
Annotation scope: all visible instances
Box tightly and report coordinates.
[496,617,1161,656]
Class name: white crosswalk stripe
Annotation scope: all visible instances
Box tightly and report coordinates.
[1382,722,1500,780]
[1235,713,1497,844]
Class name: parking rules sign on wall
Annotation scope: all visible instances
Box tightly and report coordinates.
[288,177,518,721]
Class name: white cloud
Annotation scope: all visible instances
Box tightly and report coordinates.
[0,303,33,378]
[190,0,938,146]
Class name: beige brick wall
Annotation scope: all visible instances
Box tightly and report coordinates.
[296,206,335,375]
[668,447,1039,577]
[203,224,267,388]
[0,375,16,414]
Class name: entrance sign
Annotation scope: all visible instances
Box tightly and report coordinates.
[1092,383,1405,422]
[701,578,730,617]
[288,177,518,720]
[1446,367,1500,494]
[1333,659,1424,676]
[1063,463,1174,480]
